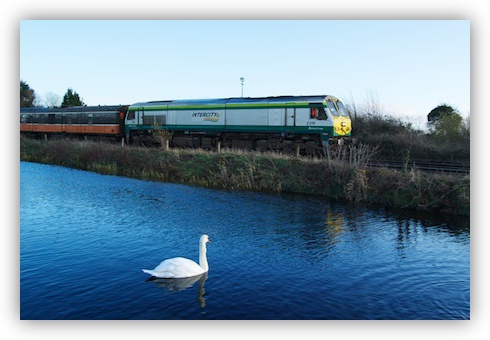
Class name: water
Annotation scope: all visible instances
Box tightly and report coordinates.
[20,162,470,320]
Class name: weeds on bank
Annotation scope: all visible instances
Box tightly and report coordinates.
[20,137,469,215]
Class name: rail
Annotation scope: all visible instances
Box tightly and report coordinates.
[368,160,470,174]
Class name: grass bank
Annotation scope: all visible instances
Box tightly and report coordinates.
[20,137,470,216]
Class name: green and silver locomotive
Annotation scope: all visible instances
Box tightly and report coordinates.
[125,95,351,155]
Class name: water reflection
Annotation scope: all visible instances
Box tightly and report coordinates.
[284,202,470,265]
[324,209,346,241]
[387,207,470,235]
[296,208,346,257]
[146,273,208,307]
[396,219,413,259]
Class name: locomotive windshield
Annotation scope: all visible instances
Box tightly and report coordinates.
[336,101,350,117]
[326,100,349,117]
[326,101,339,116]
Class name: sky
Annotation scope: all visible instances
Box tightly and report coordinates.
[19,20,470,129]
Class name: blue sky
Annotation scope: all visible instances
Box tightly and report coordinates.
[20,20,469,128]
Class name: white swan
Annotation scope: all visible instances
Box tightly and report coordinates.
[142,234,211,278]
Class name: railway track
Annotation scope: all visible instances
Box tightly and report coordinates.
[368,160,470,174]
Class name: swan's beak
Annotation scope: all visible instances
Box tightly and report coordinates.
[207,238,211,243]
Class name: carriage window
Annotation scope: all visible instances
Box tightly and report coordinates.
[127,110,135,120]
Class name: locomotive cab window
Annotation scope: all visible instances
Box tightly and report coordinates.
[310,106,327,120]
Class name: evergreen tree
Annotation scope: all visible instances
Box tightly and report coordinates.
[427,104,464,142]
[427,104,457,124]
[61,88,85,107]
[20,80,36,107]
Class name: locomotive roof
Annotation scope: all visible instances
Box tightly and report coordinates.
[132,95,338,107]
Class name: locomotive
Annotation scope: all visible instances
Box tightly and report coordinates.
[20,95,351,155]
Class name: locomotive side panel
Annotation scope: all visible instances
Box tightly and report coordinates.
[268,105,286,126]
[224,108,268,128]
[294,107,311,129]
[170,107,225,129]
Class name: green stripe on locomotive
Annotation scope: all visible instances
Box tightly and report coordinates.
[126,123,335,136]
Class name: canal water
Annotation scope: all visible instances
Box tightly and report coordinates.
[20,162,470,320]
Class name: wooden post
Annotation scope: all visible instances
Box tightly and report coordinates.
[217,141,221,154]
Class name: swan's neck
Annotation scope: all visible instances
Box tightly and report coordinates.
[199,241,209,272]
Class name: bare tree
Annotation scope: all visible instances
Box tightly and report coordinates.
[45,92,61,108]
[363,89,383,117]
[33,96,44,107]
[344,89,383,118]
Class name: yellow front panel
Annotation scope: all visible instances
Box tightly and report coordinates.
[333,116,352,136]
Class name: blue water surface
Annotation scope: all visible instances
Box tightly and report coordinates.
[20,162,470,319]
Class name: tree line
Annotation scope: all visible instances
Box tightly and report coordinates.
[20,80,85,108]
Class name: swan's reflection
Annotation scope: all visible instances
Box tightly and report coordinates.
[146,272,208,307]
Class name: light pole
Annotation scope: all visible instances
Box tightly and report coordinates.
[240,77,244,97]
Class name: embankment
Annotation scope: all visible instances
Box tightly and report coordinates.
[20,137,470,216]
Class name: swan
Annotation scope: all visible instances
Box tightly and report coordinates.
[142,234,211,279]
